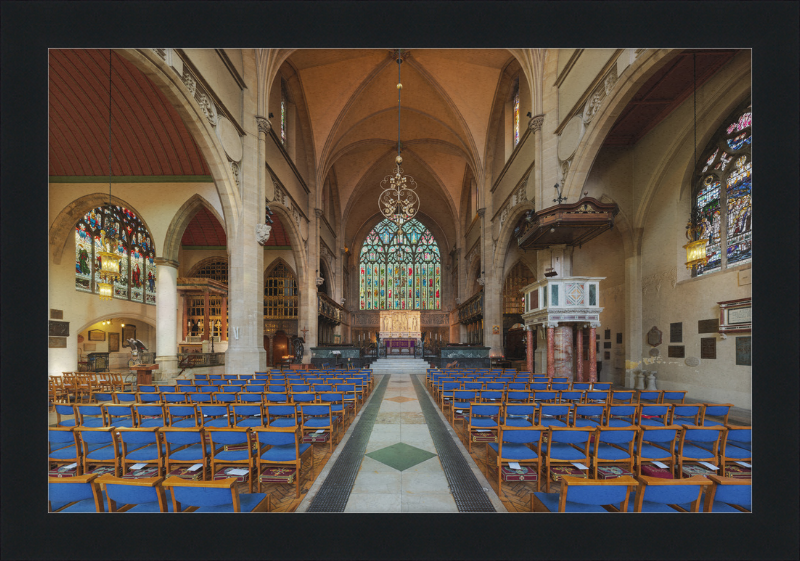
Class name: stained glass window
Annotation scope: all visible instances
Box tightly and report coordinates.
[359,218,441,310]
[513,80,520,147]
[74,205,156,305]
[694,100,751,276]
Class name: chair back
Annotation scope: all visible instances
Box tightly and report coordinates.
[572,383,591,390]
[480,390,503,402]
[705,475,751,510]
[605,405,637,426]
[670,404,703,425]
[591,383,611,391]
[634,475,711,511]
[637,404,670,425]
[265,405,298,426]
[213,393,237,404]
[561,476,636,509]
[506,391,532,403]
[99,475,169,512]
[701,403,732,425]
[207,427,251,447]
[237,392,264,403]
[166,404,198,426]
[137,392,162,403]
[548,426,593,446]
[637,390,662,403]
[246,385,265,393]
[162,393,188,403]
[532,390,558,403]
[254,426,298,447]
[49,474,103,512]
[114,392,138,404]
[163,477,240,511]
[551,383,569,391]
[189,393,214,403]
[470,403,500,419]
[661,391,687,403]
[584,391,609,404]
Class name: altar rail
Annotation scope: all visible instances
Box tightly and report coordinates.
[177,352,226,368]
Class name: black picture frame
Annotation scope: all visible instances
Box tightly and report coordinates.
[87,329,105,341]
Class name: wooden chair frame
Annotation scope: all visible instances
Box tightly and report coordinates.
[162,476,270,512]
[96,474,169,512]
[591,426,639,480]
[48,473,104,512]
[531,475,637,512]
[254,426,313,498]
[161,427,209,480]
[117,426,163,477]
[704,474,751,512]
[633,474,712,512]
[544,427,594,493]
[206,427,255,493]
[635,424,681,477]
[78,426,121,477]
[676,425,726,478]
[488,425,544,495]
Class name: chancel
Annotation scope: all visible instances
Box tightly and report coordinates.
[47,46,755,516]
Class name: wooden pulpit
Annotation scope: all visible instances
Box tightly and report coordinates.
[132,364,159,386]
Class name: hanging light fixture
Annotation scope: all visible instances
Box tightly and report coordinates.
[378,49,419,236]
[684,52,709,270]
[97,50,123,300]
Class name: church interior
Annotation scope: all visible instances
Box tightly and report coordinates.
[0,10,770,551]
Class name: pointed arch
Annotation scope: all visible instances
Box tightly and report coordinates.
[163,193,225,264]
[491,201,536,273]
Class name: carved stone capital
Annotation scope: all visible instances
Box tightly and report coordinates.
[154,257,180,269]
[315,208,324,218]
[477,208,486,218]
[589,322,602,329]
[315,277,325,287]
[256,223,272,246]
[528,114,545,132]
[255,116,272,135]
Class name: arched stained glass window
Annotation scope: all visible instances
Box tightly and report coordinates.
[359,218,441,310]
[694,100,752,276]
[75,205,156,305]
[513,80,521,147]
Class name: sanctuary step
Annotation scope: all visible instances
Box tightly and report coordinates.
[369,358,433,376]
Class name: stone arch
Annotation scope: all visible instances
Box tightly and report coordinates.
[49,193,154,265]
[491,201,536,273]
[266,202,308,289]
[77,313,156,336]
[163,194,225,264]
[264,256,297,281]
[115,49,241,242]
[187,255,229,279]
[561,50,680,201]
[317,254,333,296]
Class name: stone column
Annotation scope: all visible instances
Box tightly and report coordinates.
[576,326,584,382]
[553,325,574,380]
[266,334,274,368]
[588,323,599,383]
[546,325,555,379]
[526,327,534,373]
[154,258,179,381]
[624,253,643,388]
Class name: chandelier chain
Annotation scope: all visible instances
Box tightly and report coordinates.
[397,50,402,157]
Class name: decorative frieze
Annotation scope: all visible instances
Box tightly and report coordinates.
[528,114,545,132]
[641,267,677,294]
[498,180,529,230]
[181,65,218,127]
[152,48,167,60]
[352,311,449,327]
[582,65,618,126]
[229,161,240,188]
[256,116,272,135]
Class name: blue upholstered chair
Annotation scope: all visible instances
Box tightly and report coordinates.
[611,391,635,405]
[319,392,348,428]
[232,403,265,428]
[489,426,544,494]
[506,391,533,404]
[161,427,209,478]
[117,427,164,476]
[637,403,670,426]
[113,392,138,405]
[135,403,166,428]
[300,404,337,453]
[138,385,158,393]
[604,405,637,427]
[700,404,733,427]
[163,476,270,512]
[91,391,115,403]
[254,426,313,498]
[197,403,231,428]
[704,474,751,512]
[532,475,636,512]
[480,390,504,403]
[629,474,712,512]
[97,474,174,512]
[76,403,107,427]
[213,392,237,406]
[591,383,611,391]
[49,473,104,512]
[466,403,501,453]
[584,390,609,404]
[530,383,549,391]
[558,390,584,404]
[635,425,680,477]
[78,426,121,477]
[165,404,198,428]
[676,425,726,478]
[54,403,78,427]
[175,379,194,386]
[720,425,751,472]
[669,404,703,426]
[591,426,638,479]
[536,404,571,428]
[637,390,662,404]
[206,427,255,493]
[245,384,266,393]
[105,404,137,428]
[570,403,606,428]
[550,383,569,391]
[162,392,188,404]
[543,427,594,493]
[451,391,476,427]
[266,404,298,427]
[49,427,82,474]
[503,404,536,427]
[237,392,264,404]
[661,390,687,404]
[572,383,591,391]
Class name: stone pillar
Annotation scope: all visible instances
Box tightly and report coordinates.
[553,325,573,380]
[588,324,598,383]
[624,252,643,388]
[154,258,179,381]
[526,327,534,373]
[221,296,228,342]
[546,325,555,379]
[202,289,210,341]
[576,326,584,382]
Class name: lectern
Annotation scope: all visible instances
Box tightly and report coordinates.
[131,364,159,386]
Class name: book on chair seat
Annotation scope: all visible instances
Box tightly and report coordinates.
[500,466,538,481]
[723,464,752,479]
[123,466,160,479]
[86,465,117,477]
[302,432,330,443]
[596,466,633,479]
[167,466,206,480]
[471,430,497,443]
[549,466,588,481]
[259,467,297,483]
[213,466,250,482]
[48,464,78,478]
[681,464,713,478]
[640,464,674,479]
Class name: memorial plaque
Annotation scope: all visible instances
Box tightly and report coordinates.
[670,322,682,343]
[49,337,67,348]
[648,348,660,357]
[604,351,610,360]
[49,320,69,337]
[647,326,662,347]
[700,337,716,359]
[735,336,751,366]
[616,333,622,344]
[603,342,612,349]
[698,319,719,334]
[685,356,700,367]
[668,346,685,358]
[50,309,63,319]
[604,329,611,340]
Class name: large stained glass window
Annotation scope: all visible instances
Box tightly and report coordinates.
[75,205,156,305]
[694,100,751,276]
[359,218,441,310]
[513,80,520,147]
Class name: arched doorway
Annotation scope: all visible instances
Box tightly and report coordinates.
[271,331,290,369]
[503,261,535,360]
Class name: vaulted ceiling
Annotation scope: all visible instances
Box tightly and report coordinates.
[285,49,515,247]
[49,49,210,177]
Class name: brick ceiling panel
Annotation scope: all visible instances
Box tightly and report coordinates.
[49,49,211,177]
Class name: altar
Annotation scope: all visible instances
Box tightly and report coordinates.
[386,338,415,355]
[379,310,421,339]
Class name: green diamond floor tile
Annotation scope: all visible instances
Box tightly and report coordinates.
[365,442,437,472]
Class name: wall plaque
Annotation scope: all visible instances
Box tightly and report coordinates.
[604,329,610,340]
[700,337,716,359]
[603,342,612,349]
[50,309,63,319]
[668,345,685,358]
[685,356,700,367]
[88,329,105,342]
[49,320,69,337]
[719,298,751,334]
[122,325,137,346]
[616,333,622,344]
[649,348,660,357]
[670,322,682,343]
[735,336,751,366]
[109,332,120,353]
[647,326,662,347]
[49,337,67,348]
[698,319,719,334]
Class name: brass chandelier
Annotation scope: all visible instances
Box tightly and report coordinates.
[97,51,123,300]
[378,49,419,236]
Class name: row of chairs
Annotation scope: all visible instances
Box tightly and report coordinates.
[193,370,372,381]
[531,474,751,512]
[54,397,357,438]
[50,373,133,406]
[482,423,751,495]
[50,473,270,513]
[448,401,734,433]
[49,422,332,498]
